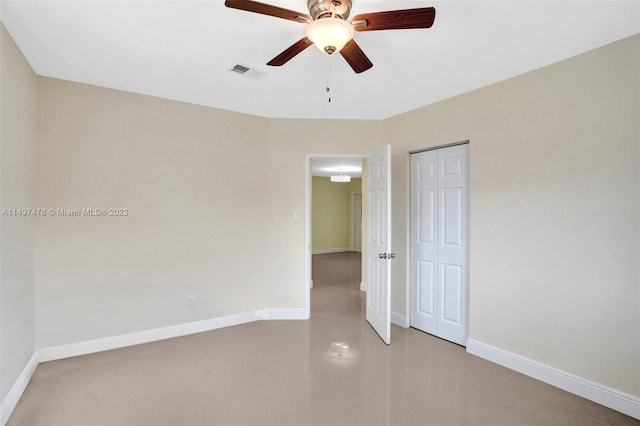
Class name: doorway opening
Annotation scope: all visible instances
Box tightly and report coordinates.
[305,155,366,318]
[305,145,392,345]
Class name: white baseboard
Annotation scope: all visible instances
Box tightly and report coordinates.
[39,310,262,362]
[1,351,38,426]
[391,311,410,328]
[466,339,640,420]
[261,308,309,320]
[360,281,366,292]
[312,247,351,255]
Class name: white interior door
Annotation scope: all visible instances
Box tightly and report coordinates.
[410,144,469,346]
[366,145,392,345]
[410,149,438,335]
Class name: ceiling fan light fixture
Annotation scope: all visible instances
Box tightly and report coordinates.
[306,17,354,54]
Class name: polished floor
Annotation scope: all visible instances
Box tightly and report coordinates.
[8,252,638,425]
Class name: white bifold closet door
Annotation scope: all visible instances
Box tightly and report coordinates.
[410,144,469,346]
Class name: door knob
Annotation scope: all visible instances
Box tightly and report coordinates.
[379,253,396,259]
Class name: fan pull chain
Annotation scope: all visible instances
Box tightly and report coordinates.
[325,1,340,103]
[326,55,332,103]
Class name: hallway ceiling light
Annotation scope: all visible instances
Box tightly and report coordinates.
[331,169,351,183]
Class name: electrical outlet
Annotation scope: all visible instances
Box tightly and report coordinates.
[186,296,196,309]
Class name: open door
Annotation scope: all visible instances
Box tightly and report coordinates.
[366,145,392,344]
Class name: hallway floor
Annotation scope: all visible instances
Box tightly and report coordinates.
[7,252,637,425]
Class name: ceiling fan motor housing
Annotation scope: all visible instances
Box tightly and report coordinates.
[307,0,351,20]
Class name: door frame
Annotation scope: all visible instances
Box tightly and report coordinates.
[351,192,363,253]
[304,154,367,316]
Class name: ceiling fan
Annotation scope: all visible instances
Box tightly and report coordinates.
[225,0,436,73]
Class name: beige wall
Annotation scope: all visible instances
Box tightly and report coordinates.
[385,35,639,395]
[0,24,37,401]
[34,84,383,348]
[312,176,361,251]
[35,79,267,347]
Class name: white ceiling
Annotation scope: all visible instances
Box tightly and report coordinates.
[312,157,363,177]
[1,1,638,120]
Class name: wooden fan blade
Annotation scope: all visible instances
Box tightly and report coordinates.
[352,7,436,31]
[267,37,314,66]
[225,0,311,23]
[340,39,373,74]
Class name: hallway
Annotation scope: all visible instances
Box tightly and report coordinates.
[311,251,362,320]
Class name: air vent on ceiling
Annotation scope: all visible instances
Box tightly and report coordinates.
[231,64,250,74]
[228,64,268,81]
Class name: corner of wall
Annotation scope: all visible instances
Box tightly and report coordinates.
[0,352,38,426]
